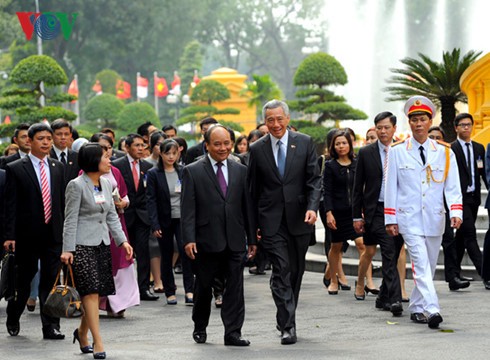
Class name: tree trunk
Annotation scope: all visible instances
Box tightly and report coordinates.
[439,96,457,142]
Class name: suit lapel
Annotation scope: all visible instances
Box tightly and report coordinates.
[453,141,470,177]
[47,158,61,195]
[283,132,297,180]
[121,158,136,193]
[261,135,282,180]
[49,148,58,161]
[203,156,226,199]
[22,157,42,196]
[370,142,382,174]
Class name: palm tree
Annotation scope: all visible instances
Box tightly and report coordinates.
[243,74,283,122]
[384,48,481,141]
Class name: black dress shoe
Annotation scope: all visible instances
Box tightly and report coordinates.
[249,267,266,275]
[428,312,443,329]
[460,275,474,282]
[43,328,66,340]
[484,280,490,290]
[193,330,207,344]
[375,299,390,311]
[224,333,250,346]
[390,302,403,317]
[449,277,470,291]
[140,290,159,301]
[281,327,297,345]
[410,312,428,324]
[7,322,20,336]
[323,276,331,288]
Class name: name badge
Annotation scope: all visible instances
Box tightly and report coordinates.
[94,192,106,204]
[175,180,182,193]
[477,159,483,169]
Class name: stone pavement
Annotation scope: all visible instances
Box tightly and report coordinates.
[0,270,488,360]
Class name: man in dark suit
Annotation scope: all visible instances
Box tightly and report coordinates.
[0,123,31,169]
[352,111,405,316]
[184,117,218,165]
[49,119,80,187]
[3,123,66,339]
[182,125,256,346]
[0,169,5,248]
[101,128,125,159]
[247,100,321,345]
[451,113,487,282]
[112,133,158,301]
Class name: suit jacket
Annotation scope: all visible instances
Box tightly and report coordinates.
[146,165,183,231]
[451,140,487,206]
[352,141,383,225]
[0,152,21,169]
[0,169,5,246]
[50,148,80,187]
[181,156,256,253]
[112,156,152,228]
[184,141,206,165]
[4,156,65,247]
[63,174,126,252]
[247,131,321,237]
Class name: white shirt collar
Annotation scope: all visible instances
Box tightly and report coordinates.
[52,145,67,159]
[208,154,228,168]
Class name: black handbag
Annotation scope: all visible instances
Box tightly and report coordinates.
[0,250,16,301]
[43,264,84,318]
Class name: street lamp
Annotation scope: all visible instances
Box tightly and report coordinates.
[166,94,190,121]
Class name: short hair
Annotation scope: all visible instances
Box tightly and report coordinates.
[227,127,235,143]
[136,121,155,137]
[247,129,264,143]
[162,124,177,134]
[28,123,53,139]
[150,131,167,149]
[199,117,218,129]
[454,112,474,127]
[262,99,289,120]
[234,135,249,153]
[173,137,187,156]
[157,139,180,170]
[118,136,127,151]
[78,143,107,173]
[343,127,356,141]
[4,143,19,156]
[100,128,115,138]
[329,130,354,160]
[125,133,145,147]
[13,123,30,139]
[374,111,397,126]
[90,133,114,147]
[204,124,229,144]
[256,123,267,130]
[366,126,376,138]
[71,128,79,140]
[428,125,446,140]
[50,118,72,133]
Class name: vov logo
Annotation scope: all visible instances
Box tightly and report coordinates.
[17,12,78,41]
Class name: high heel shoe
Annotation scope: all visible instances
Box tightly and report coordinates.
[354,281,365,300]
[73,328,93,354]
[364,285,380,295]
[327,284,338,295]
[337,277,351,291]
[93,344,106,359]
[323,276,331,288]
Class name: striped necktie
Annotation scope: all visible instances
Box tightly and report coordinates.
[39,160,52,224]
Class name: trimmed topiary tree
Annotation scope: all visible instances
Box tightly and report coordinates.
[85,93,124,128]
[117,102,160,134]
[95,69,122,96]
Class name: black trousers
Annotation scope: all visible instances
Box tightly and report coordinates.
[455,195,482,276]
[158,218,194,296]
[192,249,246,337]
[441,212,460,282]
[365,202,403,304]
[481,210,490,281]
[7,225,61,331]
[261,216,310,331]
[127,217,151,293]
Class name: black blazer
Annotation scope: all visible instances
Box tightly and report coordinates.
[4,156,65,247]
[146,165,183,231]
[184,141,206,165]
[0,152,21,169]
[323,158,357,213]
[49,148,80,187]
[247,131,321,237]
[451,140,487,206]
[352,142,383,224]
[0,169,5,245]
[181,156,256,253]
[112,156,152,228]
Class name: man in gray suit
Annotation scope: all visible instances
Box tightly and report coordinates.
[247,100,321,345]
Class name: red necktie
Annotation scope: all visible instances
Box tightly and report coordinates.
[39,160,52,224]
[132,160,139,191]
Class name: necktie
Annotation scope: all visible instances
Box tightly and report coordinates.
[419,146,426,165]
[132,160,139,191]
[277,140,286,177]
[216,162,227,196]
[382,147,389,183]
[466,142,472,187]
[39,160,52,224]
[60,151,66,165]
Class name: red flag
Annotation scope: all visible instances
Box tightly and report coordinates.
[170,71,181,95]
[4,115,11,124]
[192,70,200,87]
[116,80,131,99]
[137,76,149,98]
[68,78,78,96]
[92,80,102,94]
[154,76,169,97]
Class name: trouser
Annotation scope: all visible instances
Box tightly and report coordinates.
[192,249,246,337]
[441,212,460,282]
[402,233,441,315]
[455,196,482,276]
[261,216,310,331]
[481,210,490,281]
[127,217,151,293]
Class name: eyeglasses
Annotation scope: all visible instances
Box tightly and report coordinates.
[456,123,472,128]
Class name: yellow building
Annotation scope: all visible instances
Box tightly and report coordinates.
[202,67,257,135]
[460,53,490,146]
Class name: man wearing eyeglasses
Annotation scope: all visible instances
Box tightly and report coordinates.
[384,95,462,329]
[451,113,487,287]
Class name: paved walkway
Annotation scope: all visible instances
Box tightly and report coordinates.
[0,271,488,359]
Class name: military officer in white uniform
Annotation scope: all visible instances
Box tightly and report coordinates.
[384,95,463,329]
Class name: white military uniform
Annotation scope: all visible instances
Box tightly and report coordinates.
[384,137,462,315]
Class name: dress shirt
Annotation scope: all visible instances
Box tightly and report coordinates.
[28,153,51,190]
[208,155,228,185]
[457,138,475,192]
[127,154,140,181]
[270,131,289,167]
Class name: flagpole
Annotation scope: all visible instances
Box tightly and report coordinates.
[136,72,140,102]
[154,71,159,117]
[73,74,80,126]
